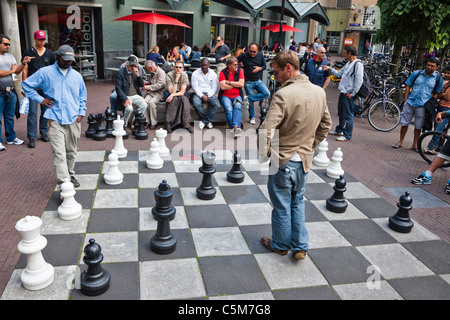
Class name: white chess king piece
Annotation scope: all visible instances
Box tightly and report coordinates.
[15,216,54,290]
[112,114,128,158]
[104,152,123,185]
[156,128,170,158]
[326,147,345,179]
[313,138,330,167]
[147,138,164,169]
[57,179,82,220]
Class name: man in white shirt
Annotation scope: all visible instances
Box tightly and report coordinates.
[191,58,220,129]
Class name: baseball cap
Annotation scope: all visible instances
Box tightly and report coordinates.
[55,45,76,61]
[127,55,139,66]
[34,30,46,40]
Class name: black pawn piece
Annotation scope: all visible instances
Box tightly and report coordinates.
[227,151,245,183]
[151,180,177,254]
[196,150,217,200]
[93,114,107,141]
[135,112,148,140]
[326,175,348,213]
[85,114,96,138]
[80,238,111,296]
[389,192,414,233]
[104,107,115,138]
[256,106,268,134]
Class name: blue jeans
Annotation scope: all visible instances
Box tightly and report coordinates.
[220,96,242,128]
[335,93,356,140]
[428,106,449,150]
[27,98,48,140]
[267,161,309,252]
[192,95,220,124]
[244,79,270,119]
[0,92,17,144]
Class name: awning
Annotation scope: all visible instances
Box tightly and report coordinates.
[291,1,330,26]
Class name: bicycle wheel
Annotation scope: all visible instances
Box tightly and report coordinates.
[367,99,401,132]
[418,131,450,167]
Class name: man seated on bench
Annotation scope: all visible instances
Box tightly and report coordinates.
[114,55,147,128]
[191,58,220,130]
[142,60,166,130]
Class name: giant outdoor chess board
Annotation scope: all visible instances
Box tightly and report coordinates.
[2,149,450,300]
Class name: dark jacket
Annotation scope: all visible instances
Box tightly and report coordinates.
[115,67,144,110]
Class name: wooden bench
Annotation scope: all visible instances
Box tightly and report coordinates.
[104,67,120,80]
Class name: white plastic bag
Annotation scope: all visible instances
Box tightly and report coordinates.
[19,96,29,115]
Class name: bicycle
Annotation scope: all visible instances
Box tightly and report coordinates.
[256,68,279,133]
[418,121,450,168]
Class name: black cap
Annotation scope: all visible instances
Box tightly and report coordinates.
[127,55,138,66]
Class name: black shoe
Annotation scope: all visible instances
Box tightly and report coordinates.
[186,127,194,133]
[41,134,50,142]
[70,176,80,188]
[28,139,36,148]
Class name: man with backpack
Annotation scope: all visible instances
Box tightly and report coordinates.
[323,45,363,142]
[392,56,443,151]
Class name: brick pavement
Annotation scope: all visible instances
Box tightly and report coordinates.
[0,61,448,297]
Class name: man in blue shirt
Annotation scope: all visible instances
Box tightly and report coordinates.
[23,45,87,189]
[392,57,443,151]
[305,46,330,89]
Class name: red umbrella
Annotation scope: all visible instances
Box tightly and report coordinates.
[259,24,303,33]
[113,12,191,29]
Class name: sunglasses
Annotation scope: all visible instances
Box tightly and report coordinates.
[272,67,285,76]
[2,42,10,46]
[249,50,257,54]
[175,66,183,69]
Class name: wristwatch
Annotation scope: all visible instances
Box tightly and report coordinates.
[228,80,231,85]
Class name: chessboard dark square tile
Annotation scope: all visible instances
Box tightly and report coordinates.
[304,183,334,200]
[349,198,397,218]
[331,219,397,246]
[88,208,139,233]
[402,241,450,274]
[305,200,327,222]
[138,160,174,173]
[308,247,375,285]
[176,172,218,188]
[199,255,270,296]
[97,174,139,189]
[107,150,138,161]
[139,187,183,207]
[74,161,103,174]
[272,286,340,300]
[220,185,267,204]
[185,204,237,228]
[240,224,273,254]
[138,229,196,261]
[388,275,450,300]
[71,262,139,300]
[313,169,358,183]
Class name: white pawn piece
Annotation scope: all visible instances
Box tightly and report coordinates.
[57,179,82,220]
[326,147,345,179]
[147,138,164,169]
[15,216,54,291]
[104,152,123,185]
[313,138,330,167]
[112,114,128,158]
[156,128,170,157]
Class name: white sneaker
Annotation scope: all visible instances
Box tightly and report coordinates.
[0,143,5,151]
[198,121,205,130]
[250,118,256,125]
[336,136,350,142]
[207,122,213,129]
[6,138,24,145]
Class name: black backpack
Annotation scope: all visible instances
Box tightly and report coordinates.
[351,60,370,98]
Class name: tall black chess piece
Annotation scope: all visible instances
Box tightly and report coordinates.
[326,175,348,213]
[151,180,177,254]
[85,114,96,138]
[131,111,139,136]
[80,238,111,296]
[135,112,148,140]
[227,151,245,183]
[104,107,115,138]
[196,150,217,200]
[389,192,414,233]
[93,113,107,141]
[256,106,267,134]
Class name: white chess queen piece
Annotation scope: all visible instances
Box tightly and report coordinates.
[313,138,330,167]
[112,114,128,158]
[156,128,170,158]
[15,216,54,290]
[326,147,344,179]
[104,152,123,185]
[147,138,164,169]
[57,179,82,220]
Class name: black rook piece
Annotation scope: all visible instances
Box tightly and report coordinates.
[389,191,414,233]
[196,150,217,200]
[80,238,111,296]
[226,151,245,183]
[151,180,177,254]
[326,175,348,213]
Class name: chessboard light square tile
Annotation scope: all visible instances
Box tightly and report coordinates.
[191,227,251,257]
[242,160,269,173]
[333,281,403,300]
[0,265,77,300]
[229,203,272,226]
[307,221,352,249]
[102,161,139,174]
[356,243,435,279]
[81,231,139,263]
[180,187,226,205]
[254,253,328,290]
[139,173,178,188]
[372,218,440,243]
[75,174,100,190]
[214,171,255,186]
[334,182,380,199]
[307,170,327,183]
[139,206,188,231]
[140,258,205,299]
[309,200,368,220]
[173,160,202,172]
[75,151,105,162]
[40,209,90,235]
[139,150,171,161]
[209,292,275,300]
[93,189,138,208]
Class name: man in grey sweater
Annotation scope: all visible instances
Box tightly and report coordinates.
[323,46,363,141]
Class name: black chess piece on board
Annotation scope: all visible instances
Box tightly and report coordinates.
[85,114,96,138]
[326,175,348,213]
[80,238,111,296]
[389,191,414,233]
[196,150,217,200]
[104,107,115,138]
[226,151,245,183]
[135,112,148,140]
[93,114,107,141]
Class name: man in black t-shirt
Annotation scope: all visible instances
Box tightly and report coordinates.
[211,36,231,76]
[21,30,56,148]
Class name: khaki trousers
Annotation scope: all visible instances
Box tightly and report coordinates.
[144,91,164,126]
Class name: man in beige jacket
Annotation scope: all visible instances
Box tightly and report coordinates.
[258,50,332,260]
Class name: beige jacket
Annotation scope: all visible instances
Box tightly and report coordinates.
[258,74,332,171]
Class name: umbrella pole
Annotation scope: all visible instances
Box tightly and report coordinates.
[277,0,285,52]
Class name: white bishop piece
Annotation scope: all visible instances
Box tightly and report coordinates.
[57,179,82,220]
[313,138,330,167]
[147,138,164,169]
[15,216,54,290]
[326,147,345,179]
[156,128,170,158]
[104,152,123,185]
[112,114,128,158]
